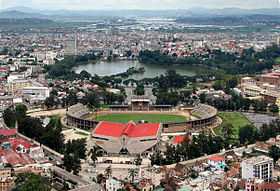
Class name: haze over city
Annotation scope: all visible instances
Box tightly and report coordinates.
[0,0,279,10]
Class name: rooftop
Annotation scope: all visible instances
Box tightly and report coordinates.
[93,121,161,138]
[242,155,273,165]
[208,155,225,162]
[0,129,17,137]
[173,135,186,145]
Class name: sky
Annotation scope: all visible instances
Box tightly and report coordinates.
[0,0,279,10]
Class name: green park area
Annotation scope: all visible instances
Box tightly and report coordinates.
[276,57,280,64]
[215,112,252,139]
[95,113,187,123]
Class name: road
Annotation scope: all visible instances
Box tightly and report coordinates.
[51,166,89,185]
[27,108,66,117]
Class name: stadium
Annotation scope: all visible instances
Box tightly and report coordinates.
[66,103,218,133]
[65,103,218,154]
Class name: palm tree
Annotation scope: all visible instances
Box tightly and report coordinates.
[88,146,103,165]
[134,155,142,166]
[128,168,138,183]
[105,166,112,178]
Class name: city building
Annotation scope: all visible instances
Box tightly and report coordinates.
[64,38,77,56]
[21,86,50,104]
[241,155,273,181]
[208,155,226,170]
[7,79,32,95]
[106,177,122,191]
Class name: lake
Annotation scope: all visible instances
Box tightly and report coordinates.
[74,60,196,80]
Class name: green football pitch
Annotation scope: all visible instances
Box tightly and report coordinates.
[95,113,187,123]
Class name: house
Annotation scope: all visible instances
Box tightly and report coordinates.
[138,179,154,191]
[208,155,226,170]
[105,177,122,191]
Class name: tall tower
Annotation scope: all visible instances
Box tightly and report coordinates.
[64,34,77,56]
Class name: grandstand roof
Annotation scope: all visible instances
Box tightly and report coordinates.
[94,121,161,138]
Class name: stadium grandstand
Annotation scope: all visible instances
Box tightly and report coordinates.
[162,104,218,133]
[92,121,162,155]
[66,104,98,129]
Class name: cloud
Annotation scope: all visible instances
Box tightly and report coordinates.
[0,0,279,10]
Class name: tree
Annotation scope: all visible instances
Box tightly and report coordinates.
[221,122,234,147]
[83,92,100,109]
[63,152,81,175]
[221,122,234,139]
[189,169,199,179]
[199,93,206,104]
[150,151,165,166]
[134,84,145,96]
[269,145,280,162]
[44,96,56,109]
[134,155,142,166]
[65,91,78,107]
[213,80,225,90]
[128,168,138,183]
[15,104,27,123]
[40,117,65,153]
[239,125,257,145]
[12,173,51,191]
[96,174,106,184]
[65,139,87,159]
[105,166,112,178]
[80,70,92,79]
[89,146,103,165]
[63,139,86,175]
[269,104,279,115]
[3,107,16,128]
[18,117,44,141]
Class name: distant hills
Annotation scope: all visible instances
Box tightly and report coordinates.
[1,7,280,20]
[1,6,280,26]
[0,10,47,19]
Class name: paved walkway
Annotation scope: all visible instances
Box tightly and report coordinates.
[27,108,66,117]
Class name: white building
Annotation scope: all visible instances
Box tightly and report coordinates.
[105,177,122,191]
[21,86,50,104]
[242,85,263,97]
[7,73,25,83]
[241,155,273,181]
[208,155,226,170]
[64,38,77,56]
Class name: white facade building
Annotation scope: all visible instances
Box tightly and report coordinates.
[241,155,273,181]
[21,87,50,104]
[105,177,122,191]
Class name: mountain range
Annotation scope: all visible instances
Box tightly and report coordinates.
[1,6,280,21]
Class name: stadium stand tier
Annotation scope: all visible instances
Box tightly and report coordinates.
[66,104,218,133]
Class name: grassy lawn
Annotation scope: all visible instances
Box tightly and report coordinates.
[95,113,187,123]
[275,57,280,64]
[215,112,252,139]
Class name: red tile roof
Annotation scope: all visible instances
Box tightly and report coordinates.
[173,135,186,144]
[0,129,17,137]
[8,138,32,151]
[0,67,8,72]
[0,149,34,166]
[93,121,161,138]
[208,155,225,162]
